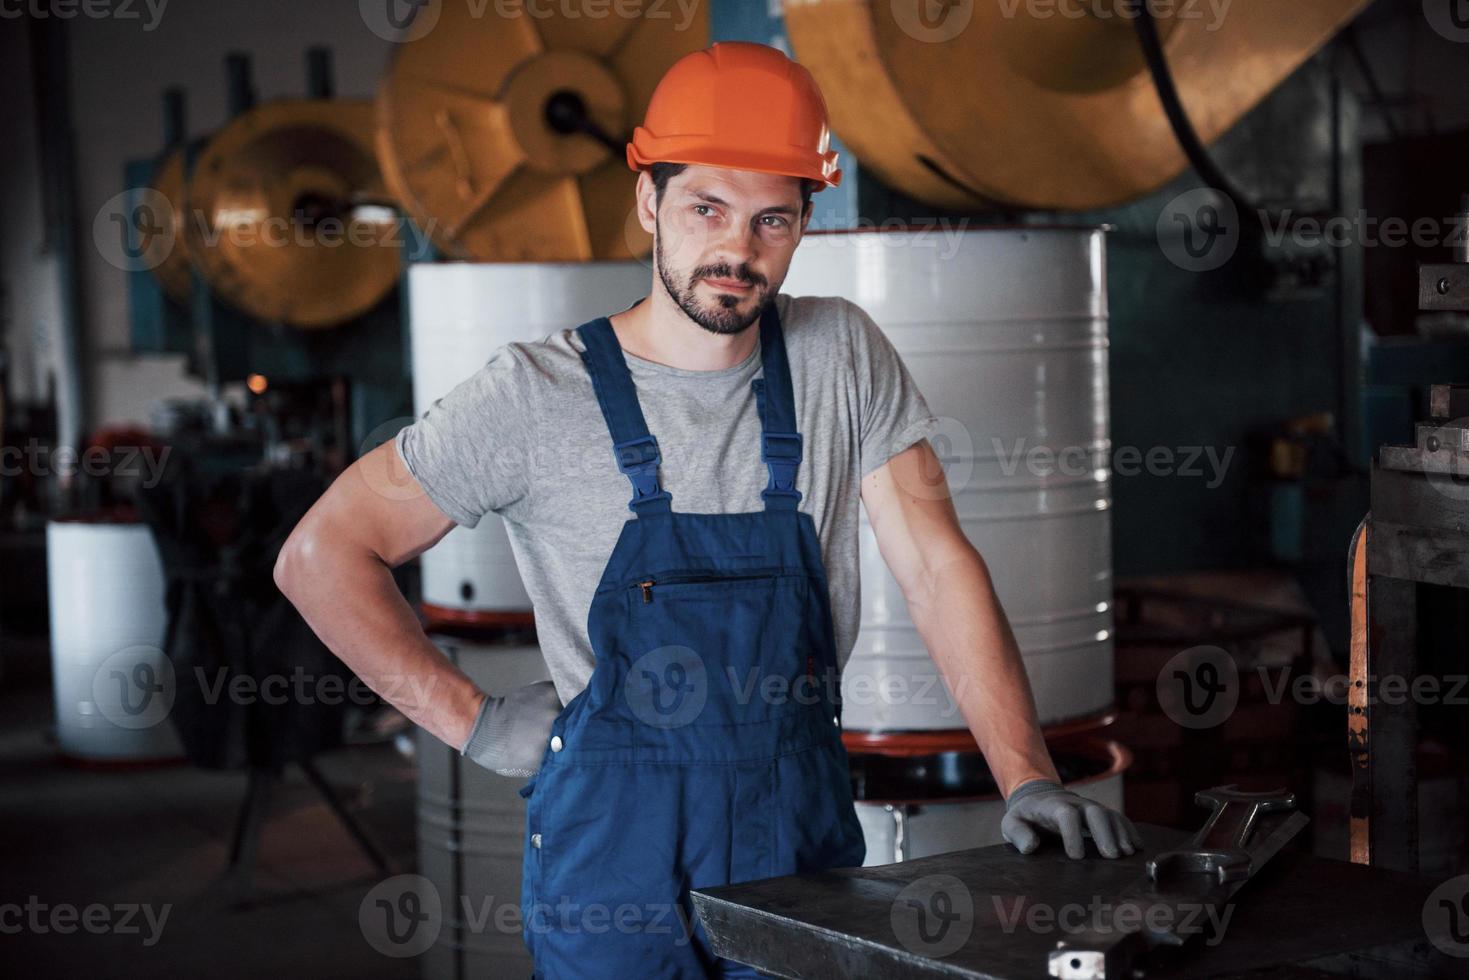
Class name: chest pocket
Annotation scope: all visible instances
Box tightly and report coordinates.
[616,570,829,729]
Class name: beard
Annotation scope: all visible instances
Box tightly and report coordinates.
[655,215,771,336]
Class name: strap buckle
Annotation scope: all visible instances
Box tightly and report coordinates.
[761,431,803,501]
[612,435,671,512]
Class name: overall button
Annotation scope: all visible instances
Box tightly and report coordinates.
[550,735,564,752]
[531,833,542,849]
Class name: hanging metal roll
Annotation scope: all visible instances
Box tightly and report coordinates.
[183,99,403,329]
[781,0,1368,210]
[374,0,707,262]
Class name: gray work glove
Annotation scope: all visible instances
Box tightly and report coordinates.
[459,681,563,777]
[1001,779,1143,860]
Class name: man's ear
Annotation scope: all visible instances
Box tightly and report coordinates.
[635,171,658,235]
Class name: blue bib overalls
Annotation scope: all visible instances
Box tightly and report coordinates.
[518,299,867,978]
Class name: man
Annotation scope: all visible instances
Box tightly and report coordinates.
[276,41,1139,978]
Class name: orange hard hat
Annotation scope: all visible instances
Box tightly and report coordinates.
[626,42,842,188]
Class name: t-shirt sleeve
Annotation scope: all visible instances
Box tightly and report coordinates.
[393,344,534,529]
[845,299,941,477]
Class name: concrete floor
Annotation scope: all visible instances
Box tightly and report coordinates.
[1,635,423,979]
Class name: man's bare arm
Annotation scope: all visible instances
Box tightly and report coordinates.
[273,439,486,749]
[860,440,1060,799]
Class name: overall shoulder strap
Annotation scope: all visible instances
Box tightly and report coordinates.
[751,299,803,511]
[575,317,672,515]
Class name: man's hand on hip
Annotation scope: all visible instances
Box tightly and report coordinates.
[460,680,563,777]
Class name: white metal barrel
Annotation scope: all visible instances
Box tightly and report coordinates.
[416,630,549,978]
[407,262,648,619]
[783,228,1113,729]
[852,737,1130,866]
[46,519,182,761]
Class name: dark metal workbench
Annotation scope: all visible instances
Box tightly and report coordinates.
[693,823,1454,978]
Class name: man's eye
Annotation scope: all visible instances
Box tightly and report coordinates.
[693,204,713,217]
[761,215,789,228]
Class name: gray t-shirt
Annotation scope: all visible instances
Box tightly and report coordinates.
[395,292,939,704]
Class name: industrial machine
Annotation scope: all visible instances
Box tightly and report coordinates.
[1347,193,1469,874]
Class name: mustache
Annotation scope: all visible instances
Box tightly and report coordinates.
[694,265,766,288]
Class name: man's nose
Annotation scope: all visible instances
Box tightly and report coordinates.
[709,220,759,272]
